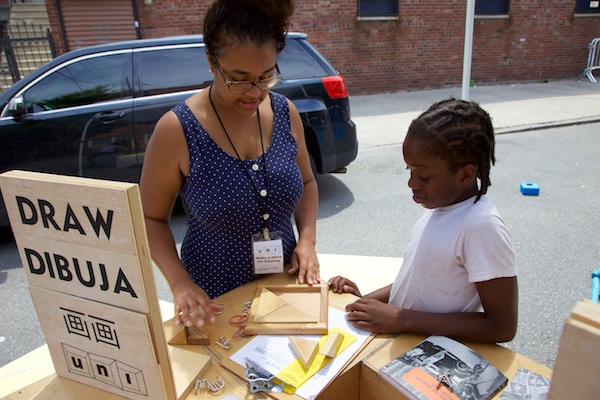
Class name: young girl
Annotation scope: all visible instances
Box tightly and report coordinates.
[141,0,319,328]
[329,98,518,343]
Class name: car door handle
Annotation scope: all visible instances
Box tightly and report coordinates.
[95,111,126,124]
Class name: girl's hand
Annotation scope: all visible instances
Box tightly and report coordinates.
[172,279,222,327]
[345,298,401,333]
[328,275,362,297]
[288,239,320,285]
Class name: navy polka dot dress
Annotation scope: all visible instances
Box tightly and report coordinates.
[174,92,304,299]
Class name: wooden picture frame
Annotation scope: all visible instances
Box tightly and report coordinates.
[244,284,328,335]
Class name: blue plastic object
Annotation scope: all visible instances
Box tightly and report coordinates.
[592,268,600,303]
[520,182,540,196]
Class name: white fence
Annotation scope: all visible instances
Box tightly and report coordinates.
[585,37,600,83]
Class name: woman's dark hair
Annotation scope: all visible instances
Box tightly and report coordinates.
[407,98,496,203]
[203,0,295,57]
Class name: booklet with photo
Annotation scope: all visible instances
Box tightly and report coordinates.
[498,368,551,400]
[379,335,508,400]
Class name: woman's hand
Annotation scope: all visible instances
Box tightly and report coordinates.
[345,298,401,333]
[288,238,320,285]
[328,275,362,297]
[172,278,222,327]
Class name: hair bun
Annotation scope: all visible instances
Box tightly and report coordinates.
[222,0,294,21]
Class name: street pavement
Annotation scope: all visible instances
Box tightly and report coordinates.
[350,78,600,147]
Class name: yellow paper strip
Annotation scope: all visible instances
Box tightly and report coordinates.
[276,327,357,391]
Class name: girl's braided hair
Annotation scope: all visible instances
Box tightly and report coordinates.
[407,98,496,203]
[203,0,295,57]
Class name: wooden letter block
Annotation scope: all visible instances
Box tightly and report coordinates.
[289,336,319,370]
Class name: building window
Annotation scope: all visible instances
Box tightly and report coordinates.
[575,0,600,14]
[475,0,510,16]
[358,0,399,18]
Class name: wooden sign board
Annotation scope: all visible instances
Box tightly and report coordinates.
[548,299,600,399]
[29,286,167,399]
[0,170,208,400]
[244,284,328,335]
[1,170,151,313]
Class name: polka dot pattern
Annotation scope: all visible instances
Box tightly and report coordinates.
[174,92,304,299]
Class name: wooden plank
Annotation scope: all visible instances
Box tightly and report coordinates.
[15,234,149,313]
[0,170,139,253]
[29,286,169,400]
[122,171,177,399]
[167,346,211,399]
[548,300,600,399]
[569,298,600,329]
[315,362,361,400]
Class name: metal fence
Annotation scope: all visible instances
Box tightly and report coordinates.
[585,37,600,83]
[1,21,55,93]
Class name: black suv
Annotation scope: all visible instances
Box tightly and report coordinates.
[0,33,358,228]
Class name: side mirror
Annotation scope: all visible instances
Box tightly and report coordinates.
[7,96,26,117]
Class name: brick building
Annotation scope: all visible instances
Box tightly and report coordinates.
[43,1,599,95]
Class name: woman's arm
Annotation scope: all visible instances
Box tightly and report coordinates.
[286,99,320,285]
[140,111,220,327]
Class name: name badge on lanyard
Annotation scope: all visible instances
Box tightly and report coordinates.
[252,228,284,274]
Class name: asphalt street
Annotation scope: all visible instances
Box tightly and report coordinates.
[0,85,599,373]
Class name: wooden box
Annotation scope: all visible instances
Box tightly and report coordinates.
[548,299,600,399]
[244,284,329,335]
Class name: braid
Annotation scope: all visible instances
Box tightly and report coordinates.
[407,98,496,203]
[204,0,295,57]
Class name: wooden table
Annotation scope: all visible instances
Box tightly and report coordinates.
[0,254,553,399]
[0,254,400,399]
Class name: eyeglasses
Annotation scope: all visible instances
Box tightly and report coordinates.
[213,59,281,93]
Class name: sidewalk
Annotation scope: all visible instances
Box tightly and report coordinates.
[350,78,600,149]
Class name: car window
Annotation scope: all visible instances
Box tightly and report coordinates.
[277,39,329,79]
[139,46,212,96]
[23,54,127,113]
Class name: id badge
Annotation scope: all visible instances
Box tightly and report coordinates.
[251,230,284,274]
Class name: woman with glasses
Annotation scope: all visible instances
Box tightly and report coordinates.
[140,0,319,328]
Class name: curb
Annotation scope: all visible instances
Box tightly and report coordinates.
[495,116,600,135]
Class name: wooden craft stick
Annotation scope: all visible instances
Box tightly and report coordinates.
[289,336,319,370]
[319,331,343,358]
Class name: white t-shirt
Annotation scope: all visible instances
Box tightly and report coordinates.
[388,196,516,313]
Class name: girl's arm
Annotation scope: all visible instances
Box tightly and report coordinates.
[363,284,393,303]
[346,277,518,343]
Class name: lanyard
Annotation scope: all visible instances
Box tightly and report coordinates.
[208,86,271,236]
